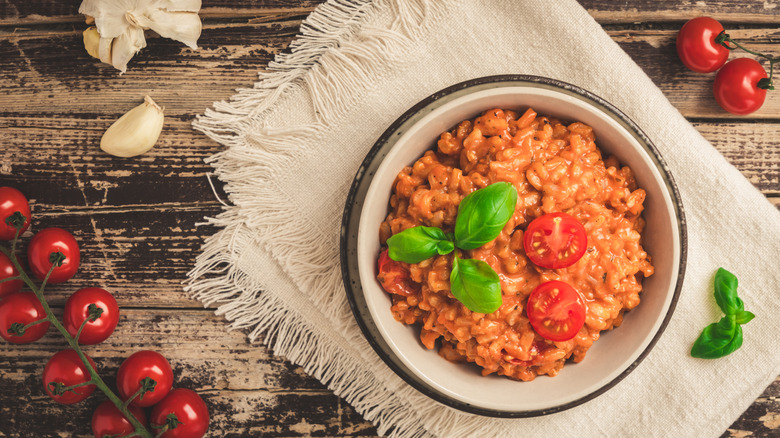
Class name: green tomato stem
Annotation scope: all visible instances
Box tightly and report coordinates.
[0,275,22,284]
[0,238,153,438]
[718,32,776,89]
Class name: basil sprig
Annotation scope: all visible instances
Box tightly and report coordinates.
[385,182,517,314]
[450,256,502,314]
[454,182,518,250]
[691,268,755,359]
[386,226,454,263]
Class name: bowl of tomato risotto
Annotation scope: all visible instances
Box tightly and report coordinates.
[340,75,686,417]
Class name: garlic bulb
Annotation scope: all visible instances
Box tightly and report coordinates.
[101,96,165,158]
[79,0,201,73]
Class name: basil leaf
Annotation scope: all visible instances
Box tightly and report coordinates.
[734,310,755,325]
[691,315,743,359]
[449,256,502,314]
[454,182,517,250]
[714,267,741,315]
[387,226,454,264]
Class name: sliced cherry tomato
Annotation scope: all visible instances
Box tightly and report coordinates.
[526,280,586,342]
[117,350,174,407]
[523,212,587,269]
[42,349,97,404]
[27,227,80,284]
[0,187,31,240]
[377,249,417,296]
[92,400,147,438]
[677,17,730,73]
[0,251,23,298]
[63,287,119,345]
[0,292,50,344]
[150,388,209,438]
[713,58,769,115]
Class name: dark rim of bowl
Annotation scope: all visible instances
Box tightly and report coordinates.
[339,74,687,418]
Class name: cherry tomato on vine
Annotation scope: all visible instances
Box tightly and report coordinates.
[63,287,119,345]
[526,280,586,342]
[150,388,210,438]
[0,292,50,344]
[0,251,23,298]
[91,400,147,438]
[117,350,174,407]
[377,249,416,296]
[677,17,731,73]
[713,58,769,115]
[523,213,587,269]
[42,349,97,404]
[27,227,80,283]
[0,187,31,240]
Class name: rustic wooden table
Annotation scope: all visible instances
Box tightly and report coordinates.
[1,1,778,437]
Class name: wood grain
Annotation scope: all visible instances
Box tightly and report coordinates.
[0,1,778,437]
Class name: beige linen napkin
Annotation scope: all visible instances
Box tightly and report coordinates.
[189,0,780,436]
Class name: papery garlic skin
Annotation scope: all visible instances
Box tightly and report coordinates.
[83,27,101,59]
[101,96,165,158]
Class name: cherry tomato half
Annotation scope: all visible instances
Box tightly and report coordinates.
[27,227,80,283]
[0,187,31,240]
[42,349,97,404]
[377,249,417,296]
[63,287,119,345]
[0,251,23,299]
[0,292,50,344]
[713,58,769,115]
[526,280,586,342]
[523,213,587,269]
[91,400,147,438]
[117,350,174,407]
[676,17,730,73]
[150,388,210,438]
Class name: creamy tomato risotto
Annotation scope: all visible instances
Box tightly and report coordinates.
[376,108,654,381]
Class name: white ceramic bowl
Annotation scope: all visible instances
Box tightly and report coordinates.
[340,75,686,417]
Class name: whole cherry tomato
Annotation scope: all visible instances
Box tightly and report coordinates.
[713,58,770,115]
[117,350,174,407]
[523,212,587,269]
[0,251,23,298]
[0,292,50,344]
[677,17,730,73]
[42,349,97,404]
[63,287,119,345]
[376,249,417,296]
[27,227,80,283]
[91,400,147,438]
[0,187,31,240]
[526,280,586,342]
[150,388,209,438]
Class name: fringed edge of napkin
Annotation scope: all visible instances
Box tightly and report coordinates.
[186,1,471,437]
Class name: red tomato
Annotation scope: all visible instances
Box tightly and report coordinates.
[27,227,80,283]
[0,187,31,240]
[526,280,586,342]
[0,292,50,344]
[713,58,769,115]
[117,350,174,407]
[523,213,587,269]
[676,17,730,73]
[0,251,23,298]
[376,249,417,296]
[150,388,209,438]
[63,287,119,345]
[91,400,147,438]
[42,349,97,404]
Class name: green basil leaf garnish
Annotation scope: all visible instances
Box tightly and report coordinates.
[387,226,455,264]
[449,256,502,314]
[713,267,741,315]
[691,267,753,359]
[454,182,517,250]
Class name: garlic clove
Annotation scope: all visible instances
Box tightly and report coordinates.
[79,0,133,40]
[100,96,165,158]
[98,36,114,65]
[85,15,95,25]
[83,27,101,59]
[110,26,147,73]
[133,9,201,50]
